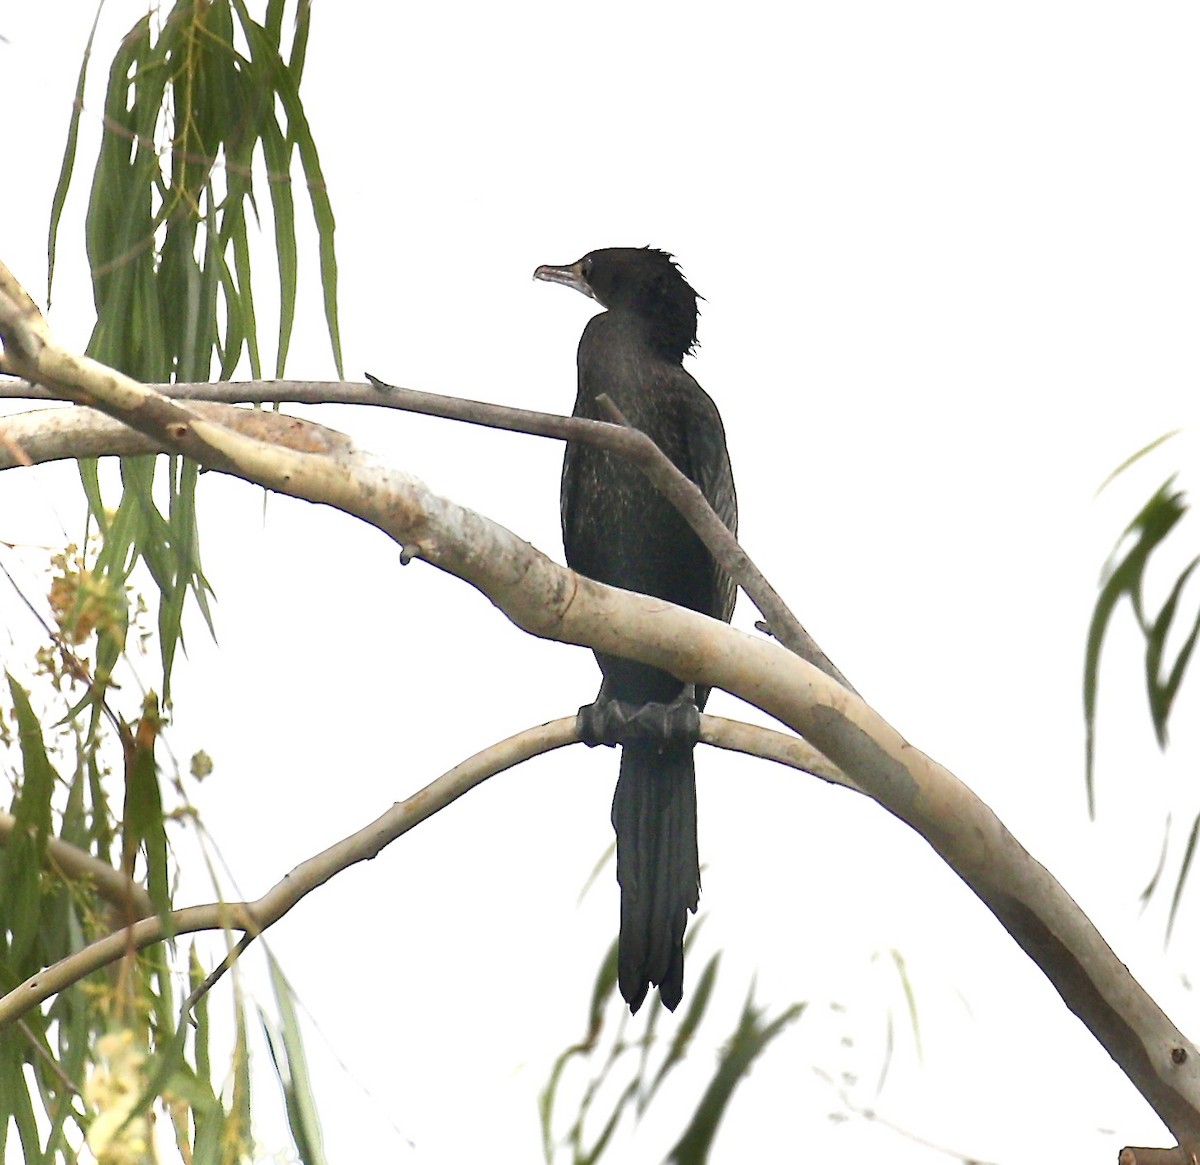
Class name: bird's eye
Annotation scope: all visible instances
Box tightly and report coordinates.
[581,256,594,280]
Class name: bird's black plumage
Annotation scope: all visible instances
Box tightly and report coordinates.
[534,247,737,1012]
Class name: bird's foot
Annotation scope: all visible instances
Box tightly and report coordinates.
[576,693,700,749]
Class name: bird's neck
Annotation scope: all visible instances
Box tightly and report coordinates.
[593,308,687,365]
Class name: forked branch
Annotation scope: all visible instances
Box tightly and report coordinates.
[1,261,1198,1155]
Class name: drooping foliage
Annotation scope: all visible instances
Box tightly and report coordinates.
[1085,432,1200,936]
[0,3,339,1160]
[50,0,342,710]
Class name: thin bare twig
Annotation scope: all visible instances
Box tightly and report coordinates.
[18,1017,81,1096]
[816,1069,998,1165]
[181,933,255,1016]
[592,391,855,693]
[0,370,855,692]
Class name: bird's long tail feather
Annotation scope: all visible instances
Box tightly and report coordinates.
[611,741,699,1012]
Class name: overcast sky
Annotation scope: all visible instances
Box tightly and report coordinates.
[5,3,1200,1163]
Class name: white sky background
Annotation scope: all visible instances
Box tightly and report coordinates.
[4,2,1200,1162]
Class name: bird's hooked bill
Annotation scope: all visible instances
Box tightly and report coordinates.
[533,260,597,301]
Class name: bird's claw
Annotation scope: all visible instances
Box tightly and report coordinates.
[576,694,700,749]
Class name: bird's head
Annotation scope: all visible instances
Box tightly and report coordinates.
[534,247,700,362]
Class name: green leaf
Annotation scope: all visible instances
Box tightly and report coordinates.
[1145,557,1200,748]
[870,946,922,1095]
[3,1037,44,1165]
[263,955,329,1165]
[540,937,620,1162]
[1083,477,1187,814]
[163,1062,220,1114]
[47,2,106,304]
[663,992,803,1165]
[258,111,300,377]
[86,748,115,863]
[117,1017,189,1147]
[643,953,719,1110]
[230,0,342,374]
[1167,811,1200,943]
[577,842,616,905]
[3,676,59,967]
[290,0,312,80]
[231,1008,253,1156]
[123,695,171,927]
[181,953,226,1165]
[7,675,56,842]
[190,946,212,1081]
[1096,429,1182,496]
[1139,814,1172,913]
[878,947,921,1067]
[891,948,921,1064]
[579,1081,637,1165]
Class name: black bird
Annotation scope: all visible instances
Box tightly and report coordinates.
[534,247,737,1012]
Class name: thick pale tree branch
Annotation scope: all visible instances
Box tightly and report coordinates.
[1,262,1197,1155]
[0,715,845,1026]
[0,399,355,465]
[1121,1148,1192,1165]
